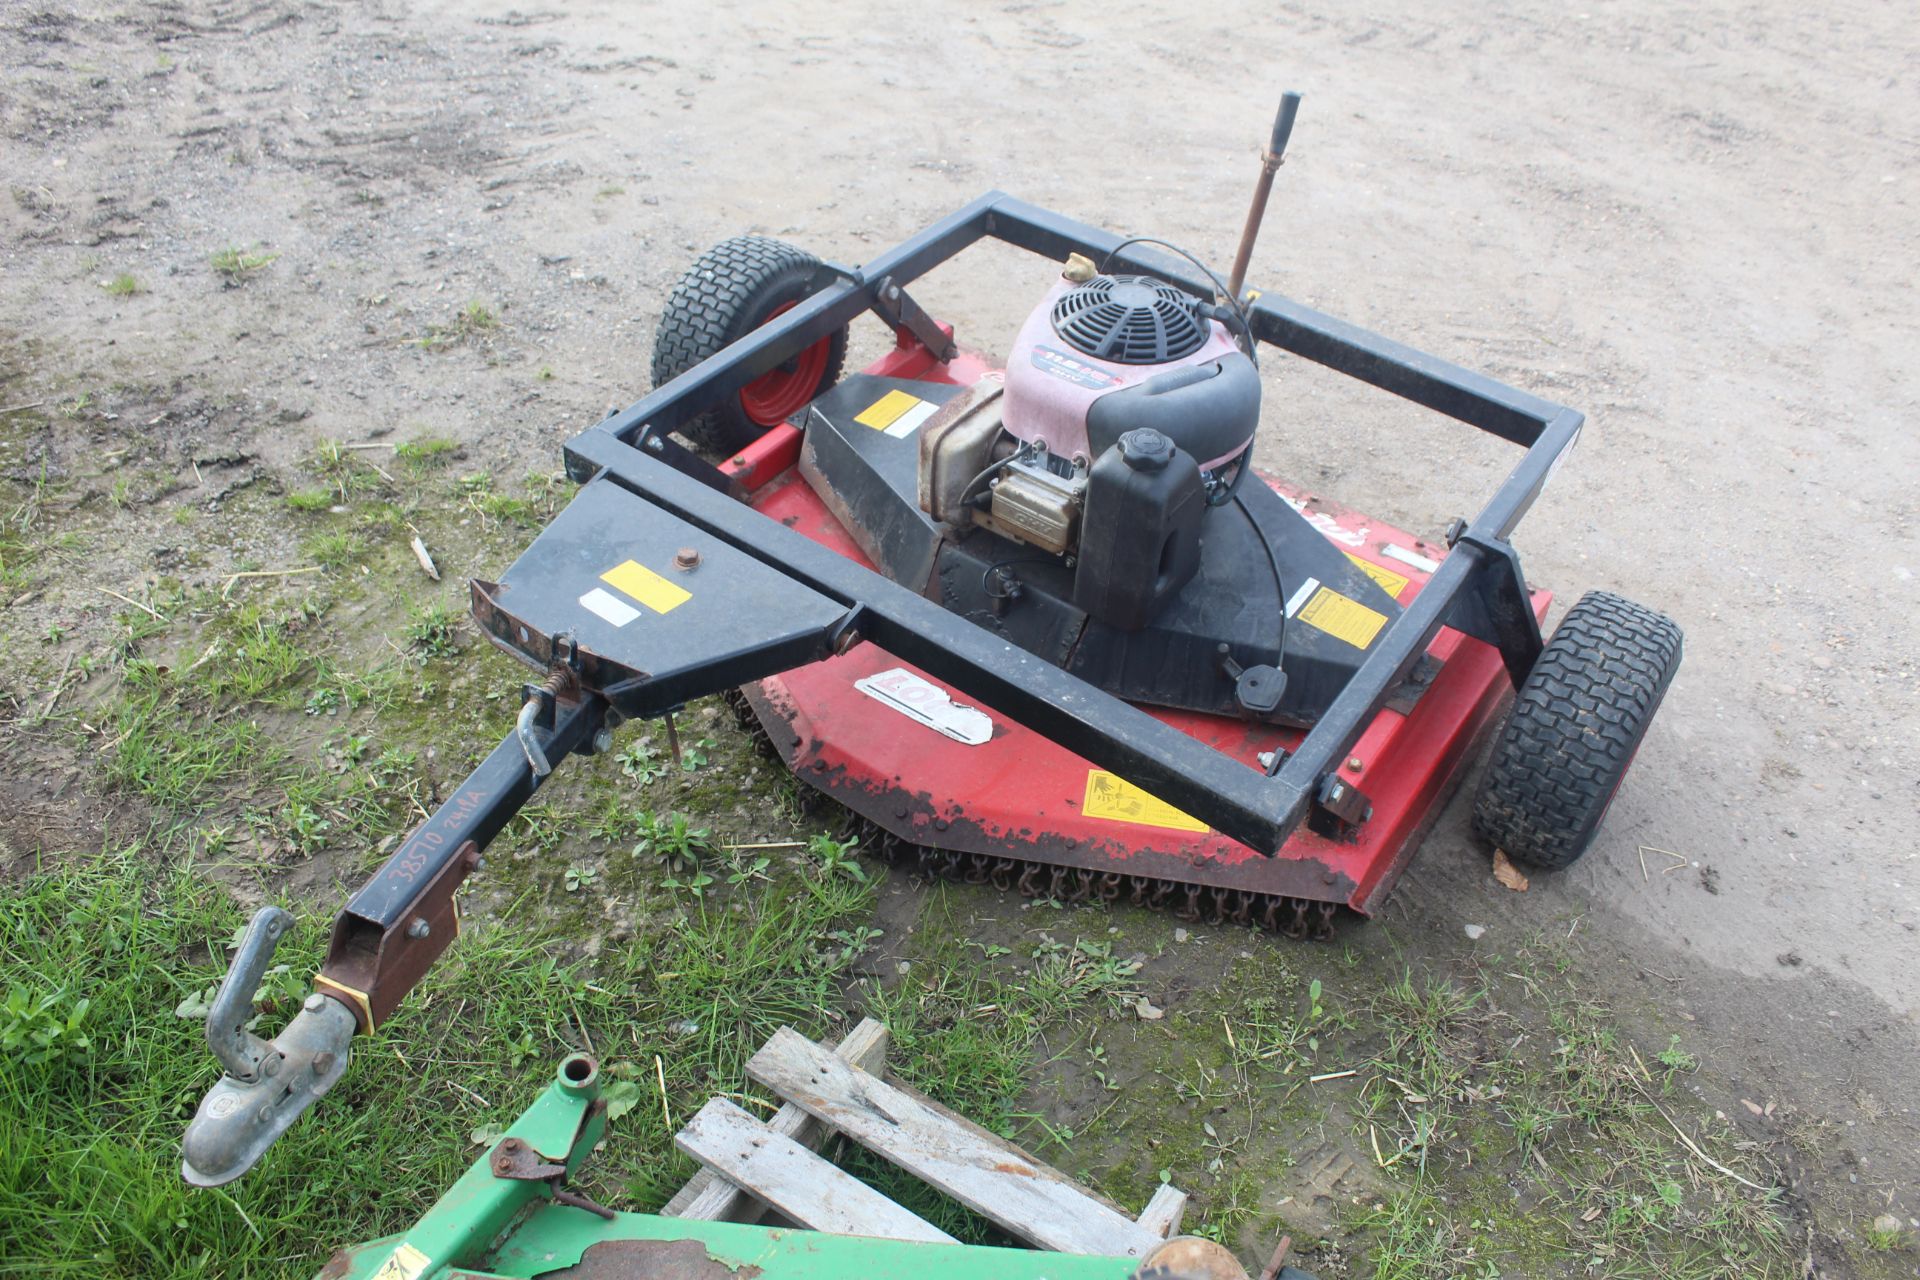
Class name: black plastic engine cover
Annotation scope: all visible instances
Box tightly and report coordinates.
[797,376,964,592]
[1065,480,1405,727]
[798,374,1413,728]
[1084,353,1261,465]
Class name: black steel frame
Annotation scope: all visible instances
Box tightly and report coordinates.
[557,192,1580,858]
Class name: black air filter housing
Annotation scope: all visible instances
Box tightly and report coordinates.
[1050,274,1208,365]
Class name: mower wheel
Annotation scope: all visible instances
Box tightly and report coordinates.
[650,235,849,457]
[1471,590,1683,871]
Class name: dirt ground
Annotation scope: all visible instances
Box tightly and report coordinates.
[2,0,1916,1272]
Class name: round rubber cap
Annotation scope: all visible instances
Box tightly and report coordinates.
[1118,427,1174,471]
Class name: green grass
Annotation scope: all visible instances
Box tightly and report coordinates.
[455,471,563,529]
[1349,1188,1493,1280]
[456,300,497,332]
[210,246,277,282]
[302,529,362,569]
[1864,1219,1908,1251]
[402,600,460,660]
[0,488,44,594]
[418,301,500,349]
[283,488,334,513]
[310,439,390,503]
[102,272,142,297]
[0,834,885,1278]
[1344,962,1791,1278]
[97,594,410,852]
[104,681,269,806]
[394,435,459,467]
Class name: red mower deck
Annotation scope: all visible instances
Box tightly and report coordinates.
[725,341,1548,921]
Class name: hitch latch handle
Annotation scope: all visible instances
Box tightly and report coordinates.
[205,906,292,1082]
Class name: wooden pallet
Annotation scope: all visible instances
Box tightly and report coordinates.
[659,1019,1186,1258]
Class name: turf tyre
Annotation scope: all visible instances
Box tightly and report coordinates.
[1471,591,1683,871]
[649,236,848,457]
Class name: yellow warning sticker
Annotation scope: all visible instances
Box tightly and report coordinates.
[1344,553,1411,600]
[370,1242,432,1280]
[1082,770,1209,833]
[601,559,691,614]
[1297,586,1389,649]
[854,389,922,430]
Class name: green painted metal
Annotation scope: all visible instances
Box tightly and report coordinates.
[328,1213,1142,1280]
[317,1057,1140,1280]
[321,1055,609,1280]
[327,1213,1141,1280]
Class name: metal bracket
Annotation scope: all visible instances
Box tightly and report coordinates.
[810,259,864,289]
[1444,533,1544,688]
[631,423,746,498]
[317,840,488,1032]
[489,1121,615,1219]
[871,275,958,363]
[1307,773,1372,842]
[825,604,869,656]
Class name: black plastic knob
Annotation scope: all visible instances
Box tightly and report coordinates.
[1118,428,1174,472]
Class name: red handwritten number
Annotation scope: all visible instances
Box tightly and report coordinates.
[382,787,495,887]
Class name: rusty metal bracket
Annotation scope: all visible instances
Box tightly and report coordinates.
[473,579,647,695]
[316,840,484,1031]
[871,275,958,363]
[489,1119,615,1219]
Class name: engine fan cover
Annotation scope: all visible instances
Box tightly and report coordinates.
[1051,274,1210,364]
[1003,273,1249,470]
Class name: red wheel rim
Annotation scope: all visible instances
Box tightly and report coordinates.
[739,300,832,426]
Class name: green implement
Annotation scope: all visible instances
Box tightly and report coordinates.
[317,1052,1152,1280]
[314,1020,1317,1280]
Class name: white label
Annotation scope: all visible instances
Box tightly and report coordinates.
[1284,576,1321,618]
[1382,543,1441,574]
[1282,496,1369,547]
[885,399,941,438]
[853,667,993,745]
[579,586,641,628]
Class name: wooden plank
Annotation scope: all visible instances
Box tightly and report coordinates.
[880,1073,1139,1219]
[1136,1183,1188,1239]
[748,1026,1162,1258]
[675,1098,957,1245]
[664,1018,890,1222]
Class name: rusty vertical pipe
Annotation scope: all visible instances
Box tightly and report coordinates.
[1226,92,1303,303]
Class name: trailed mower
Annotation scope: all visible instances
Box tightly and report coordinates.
[180,96,1681,1216]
